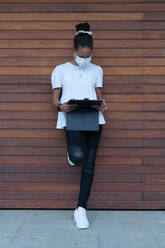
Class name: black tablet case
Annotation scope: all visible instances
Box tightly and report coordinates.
[66,108,99,131]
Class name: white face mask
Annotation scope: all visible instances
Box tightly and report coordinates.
[73,50,92,67]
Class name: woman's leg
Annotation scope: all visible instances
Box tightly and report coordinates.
[65,125,103,209]
[77,124,103,209]
[65,128,88,166]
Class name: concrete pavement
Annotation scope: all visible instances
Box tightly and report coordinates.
[1,209,165,248]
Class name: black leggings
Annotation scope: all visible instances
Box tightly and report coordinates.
[65,124,103,209]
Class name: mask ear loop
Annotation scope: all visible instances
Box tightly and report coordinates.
[73,50,77,61]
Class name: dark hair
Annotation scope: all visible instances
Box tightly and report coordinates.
[74,22,93,51]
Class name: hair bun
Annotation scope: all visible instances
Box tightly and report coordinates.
[76,22,90,32]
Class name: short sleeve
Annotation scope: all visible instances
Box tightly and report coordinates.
[51,66,63,89]
[95,66,103,88]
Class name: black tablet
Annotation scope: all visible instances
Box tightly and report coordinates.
[67,98,103,109]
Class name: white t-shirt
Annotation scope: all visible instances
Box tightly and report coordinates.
[51,61,106,129]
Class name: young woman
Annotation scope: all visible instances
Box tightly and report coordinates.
[51,22,108,229]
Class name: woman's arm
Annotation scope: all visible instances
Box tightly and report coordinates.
[52,88,77,112]
[92,87,108,111]
[52,88,62,108]
[95,87,103,100]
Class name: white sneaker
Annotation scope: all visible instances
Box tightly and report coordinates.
[74,206,89,229]
[67,152,76,166]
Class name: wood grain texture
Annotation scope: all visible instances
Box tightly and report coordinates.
[1,0,165,209]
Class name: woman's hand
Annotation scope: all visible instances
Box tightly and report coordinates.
[91,99,108,112]
[60,102,78,112]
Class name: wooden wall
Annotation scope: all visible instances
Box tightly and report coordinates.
[1,0,165,209]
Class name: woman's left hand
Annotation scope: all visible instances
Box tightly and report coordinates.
[91,99,107,112]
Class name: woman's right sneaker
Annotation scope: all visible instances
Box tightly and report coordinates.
[67,152,76,166]
[74,206,90,229]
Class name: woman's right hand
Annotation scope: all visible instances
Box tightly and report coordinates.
[60,102,78,112]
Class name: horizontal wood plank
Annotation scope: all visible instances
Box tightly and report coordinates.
[1,21,165,31]
[0,0,144,2]
[0,13,143,21]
